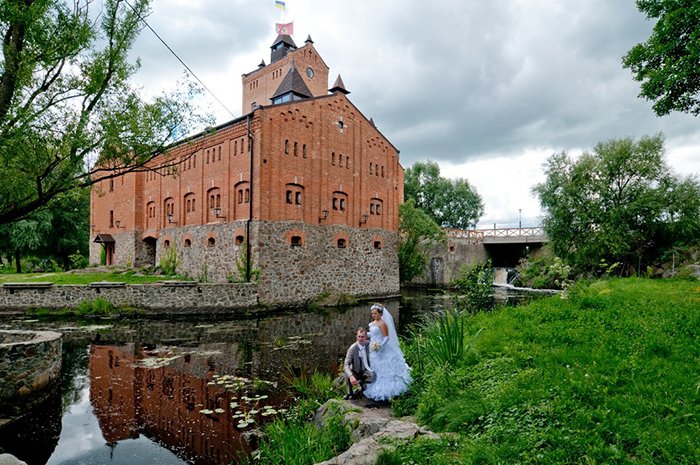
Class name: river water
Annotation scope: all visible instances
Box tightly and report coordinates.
[0,287,537,465]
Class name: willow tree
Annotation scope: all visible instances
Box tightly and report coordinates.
[0,0,209,224]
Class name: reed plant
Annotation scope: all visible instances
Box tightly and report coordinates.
[412,308,481,369]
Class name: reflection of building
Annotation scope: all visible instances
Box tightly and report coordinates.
[90,29,403,305]
[87,303,403,463]
[90,344,250,465]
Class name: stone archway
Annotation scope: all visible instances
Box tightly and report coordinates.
[141,237,157,267]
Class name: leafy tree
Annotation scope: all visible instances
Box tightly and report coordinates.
[623,1,700,116]
[39,187,90,270]
[398,199,446,283]
[0,0,210,224]
[404,160,484,229]
[0,188,89,272]
[0,208,53,272]
[533,134,700,275]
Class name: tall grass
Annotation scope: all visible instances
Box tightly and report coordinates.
[394,278,700,464]
[412,308,481,369]
[252,372,349,465]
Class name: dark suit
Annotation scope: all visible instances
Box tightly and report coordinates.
[343,342,375,395]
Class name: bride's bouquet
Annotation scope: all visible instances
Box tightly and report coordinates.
[370,341,381,352]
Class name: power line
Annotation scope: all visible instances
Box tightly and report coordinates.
[124,0,236,119]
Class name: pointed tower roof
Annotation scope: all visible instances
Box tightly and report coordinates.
[305,34,314,44]
[329,74,350,95]
[271,61,313,102]
[258,59,266,68]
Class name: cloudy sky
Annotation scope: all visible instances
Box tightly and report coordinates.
[126,0,700,228]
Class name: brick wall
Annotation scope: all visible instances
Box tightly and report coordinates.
[242,41,330,113]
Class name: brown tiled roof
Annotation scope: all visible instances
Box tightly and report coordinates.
[271,61,312,100]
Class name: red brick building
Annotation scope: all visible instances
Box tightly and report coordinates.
[90,32,403,305]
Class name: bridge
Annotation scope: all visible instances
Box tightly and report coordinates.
[444,226,548,269]
[445,226,547,244]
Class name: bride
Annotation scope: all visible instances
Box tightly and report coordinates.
[363,304,412,401]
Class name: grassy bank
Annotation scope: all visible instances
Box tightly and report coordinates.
[385,278,700,464]
[0,270,191,284]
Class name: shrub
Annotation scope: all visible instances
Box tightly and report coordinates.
[159,246,179,275]
[451,260,494,311]
[516,254,572,289]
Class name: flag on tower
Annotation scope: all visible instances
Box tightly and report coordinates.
[275,0,285,10]
[276,21,294,35]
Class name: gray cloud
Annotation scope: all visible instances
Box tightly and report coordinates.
[126,0,699,172]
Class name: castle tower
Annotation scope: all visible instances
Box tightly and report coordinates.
[241,33,329,113]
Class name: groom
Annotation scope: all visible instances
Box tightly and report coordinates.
[343,327,375,400]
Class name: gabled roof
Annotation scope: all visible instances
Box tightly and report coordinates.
[93,234,115,243]
[271,61,312,100]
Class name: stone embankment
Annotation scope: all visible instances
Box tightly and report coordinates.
[0,282,258,314]
[313,399,440,465]
[0,330,62,411]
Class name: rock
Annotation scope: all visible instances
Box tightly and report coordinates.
[0,454,28,465]
[312,399,440,465]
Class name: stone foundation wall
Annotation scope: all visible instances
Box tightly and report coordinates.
[156,222,248,283]
[0,330,62,407]
[86,220,400,306]
[411,238,488,286]
[0,282,258,314]
[255,222,400,306]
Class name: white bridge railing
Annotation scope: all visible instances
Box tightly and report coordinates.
[445,226,546,240]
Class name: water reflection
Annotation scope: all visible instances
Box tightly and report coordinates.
[0,300,402,465]
[0,287,541,465]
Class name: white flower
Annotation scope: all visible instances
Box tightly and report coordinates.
[370,342,381,352]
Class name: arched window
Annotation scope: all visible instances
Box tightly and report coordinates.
[369,162,373,175]
[164,240,170,248]
[332,191,348,215]
[293,141,298,157]
[235,235,244,245]
[184,239,192,247]
[284,139,289,154]
[374,241,382,250]
[207,237,216,247]
[303,144,307,158]
[184,193,196,224]
[337,238,347,249]
[290,236,302,247]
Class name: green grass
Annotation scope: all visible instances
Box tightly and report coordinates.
[392,278,700,464]
[249,373,349,465]
[0,270,192,284]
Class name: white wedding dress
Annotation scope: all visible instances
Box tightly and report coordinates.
[363,309,412,401]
